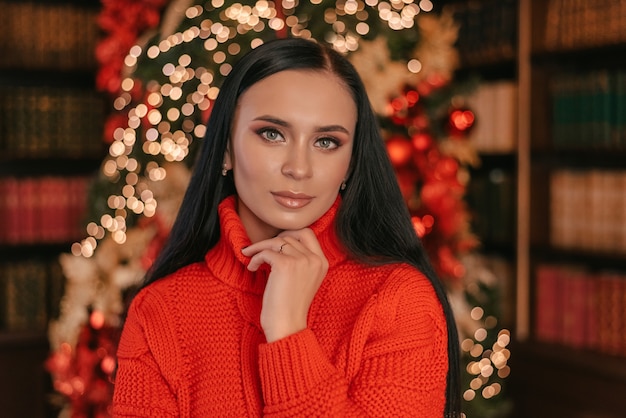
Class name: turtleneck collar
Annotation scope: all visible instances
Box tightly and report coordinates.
[205,195,347,295]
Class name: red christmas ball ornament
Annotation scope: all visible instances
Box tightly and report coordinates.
[388,96,409,125]
[405,89,419,105]
[435,156,459,179]
[411,132,433,151]
[416,80,434,96]
[420,181,446,207]
[447,107,475,137]
[386,136,413,167]
[390,96,407,113]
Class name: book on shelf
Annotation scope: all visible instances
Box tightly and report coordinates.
[447,0,517,66]
[0,1,99,70]
[535,263,626,356]
[0,176,90,245]
[0,259,65,333]
[550,69,626,150]
[544,0,626,51]
[550,169,626,254]
[0,85,105,158]
[613,70,626,149]
[466,80,518,154]
[0,261,47,332]
[535,264,562,344]
[466,168,516,246]
[487,168,515,244]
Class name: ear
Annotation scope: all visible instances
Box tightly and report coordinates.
[343,164,353,184]
[223,146,232,170]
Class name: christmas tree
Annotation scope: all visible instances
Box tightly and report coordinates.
[45,1,511,416]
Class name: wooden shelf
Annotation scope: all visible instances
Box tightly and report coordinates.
[532,42,626,68]
[471,152,518,171]
[0,243,73,260]
[510,340,626,418]
[455,59,518,81]
[0,157,103,176]
[530,149,626,170]
[0,69,98,87]
[0,331,48,348]
[530,246,626,272]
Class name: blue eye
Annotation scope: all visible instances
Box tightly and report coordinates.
[258,128,283,142]
[316,137,339,150]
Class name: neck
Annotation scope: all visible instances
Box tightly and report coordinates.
[235,197,281,243]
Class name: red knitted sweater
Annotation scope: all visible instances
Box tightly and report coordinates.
[112,196,448,417]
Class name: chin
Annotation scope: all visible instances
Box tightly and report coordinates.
[270,211,319,231]
[273,218,313,231]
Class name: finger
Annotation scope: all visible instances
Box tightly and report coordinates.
[241,237,286,257]
[277,236,307,255]
[278,229,324,257]
[246,249,280,271]
[246,238,303,269]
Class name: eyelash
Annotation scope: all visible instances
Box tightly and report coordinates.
[315,137,340,150]
[257,127,283,142]
[256,127,341,150]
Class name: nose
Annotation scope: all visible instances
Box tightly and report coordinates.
[281,142,313,180]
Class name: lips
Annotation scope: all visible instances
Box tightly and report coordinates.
[271,191,313,209]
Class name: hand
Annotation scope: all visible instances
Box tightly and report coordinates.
[241,228,328,343]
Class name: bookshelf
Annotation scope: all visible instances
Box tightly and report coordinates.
[516,1,626,417]
[440,0,520,326]
[0,0,104,416]
[443,0,626,416]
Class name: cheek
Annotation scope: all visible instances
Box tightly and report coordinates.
[233,147,277,182]
[329,150,352,181]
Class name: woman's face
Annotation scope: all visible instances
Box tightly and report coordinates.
[225,69,357,243]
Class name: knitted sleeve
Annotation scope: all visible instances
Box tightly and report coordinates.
[111,287,183,418]
[257,264,448,417]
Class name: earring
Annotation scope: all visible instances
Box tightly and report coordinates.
[340,181,347,191]
[222,164,228,176]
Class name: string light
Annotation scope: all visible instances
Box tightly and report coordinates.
[461,305,511,404]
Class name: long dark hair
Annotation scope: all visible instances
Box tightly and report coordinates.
[142,38,461,417]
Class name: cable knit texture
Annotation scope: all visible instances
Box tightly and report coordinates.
[112,196,449,417]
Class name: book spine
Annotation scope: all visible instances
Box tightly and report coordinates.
[535,264,562,343]
[536,264,626,355]
[0,86,105,158]
[621,173,626,254]
[545,0,626,50]
[1,261,48,332]
[3,178,21,244]
[0,259,67,332]
[551,169,626,254]
[0,3,98,70]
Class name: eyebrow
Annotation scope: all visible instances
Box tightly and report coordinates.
[252,115,351,135]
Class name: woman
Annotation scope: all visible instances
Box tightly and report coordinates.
[112,37,461,417]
